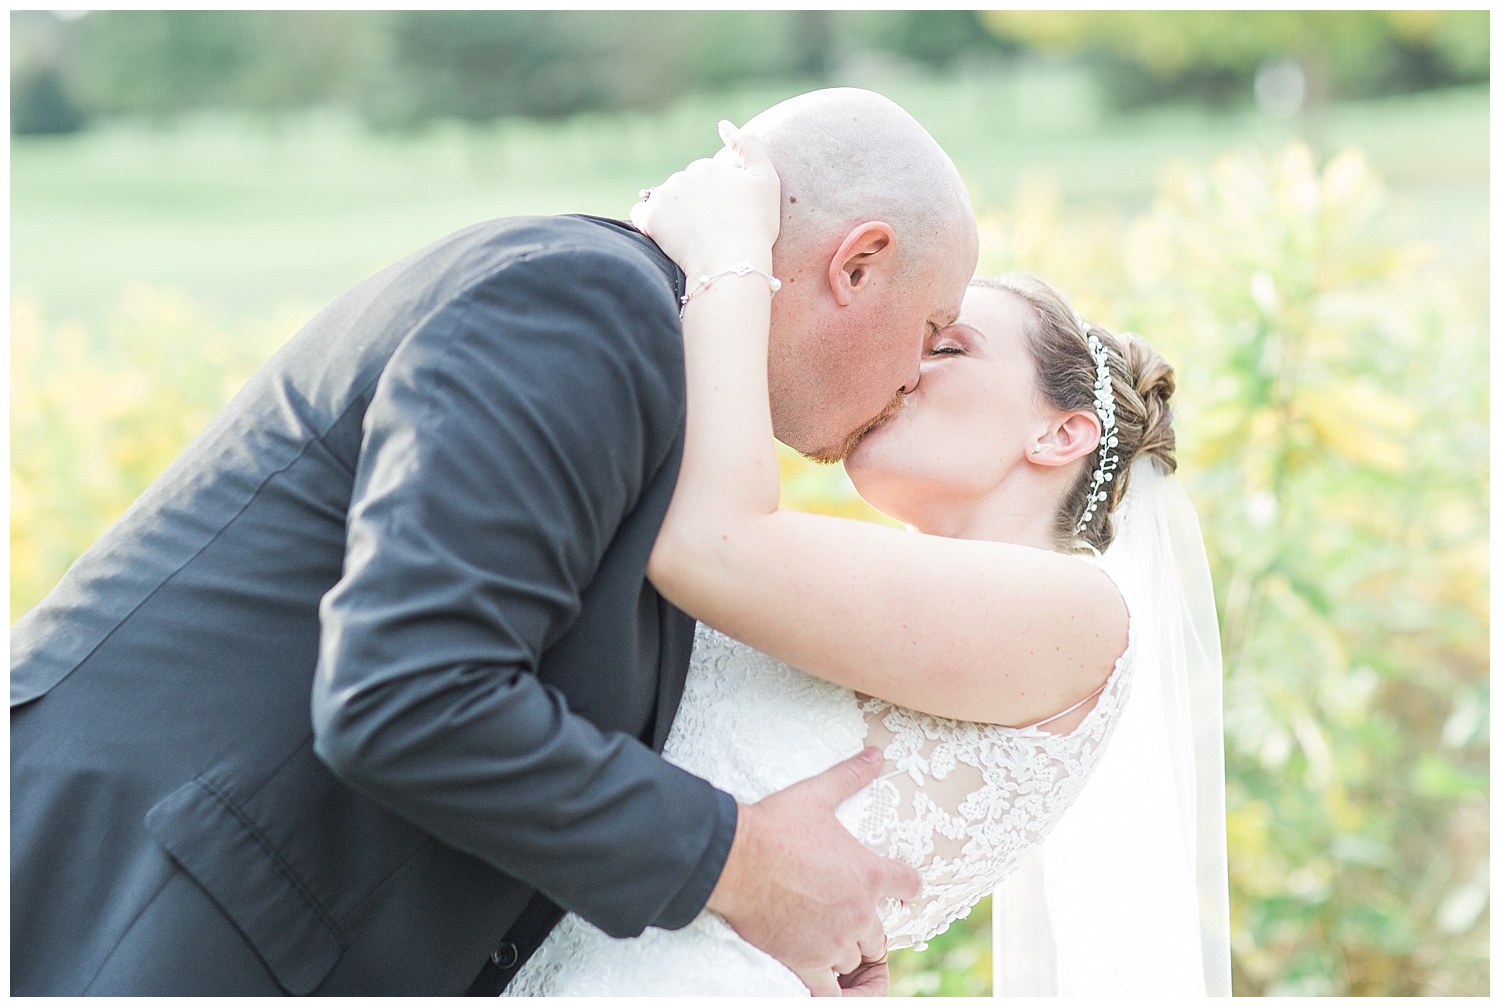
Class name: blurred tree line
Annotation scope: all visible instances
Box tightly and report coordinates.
[981,10,1490,109]
[11,9,1489,136]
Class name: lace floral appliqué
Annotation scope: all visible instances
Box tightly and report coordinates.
[505,615,1134,994]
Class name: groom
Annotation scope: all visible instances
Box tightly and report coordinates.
[11,89,977,995]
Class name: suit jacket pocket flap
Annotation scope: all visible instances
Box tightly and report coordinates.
[145,775,347,994]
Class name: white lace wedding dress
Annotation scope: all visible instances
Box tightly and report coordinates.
[505,597,1135,996]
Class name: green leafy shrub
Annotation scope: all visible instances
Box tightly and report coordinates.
[10,289,291,621]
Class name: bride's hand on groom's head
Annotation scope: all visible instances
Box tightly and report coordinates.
[629,120,781,279]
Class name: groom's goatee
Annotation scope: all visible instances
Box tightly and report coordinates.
[807,389,907,465]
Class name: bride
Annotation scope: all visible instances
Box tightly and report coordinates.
[505,125,1228,996]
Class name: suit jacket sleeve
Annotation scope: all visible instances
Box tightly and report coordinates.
[311,241,736,939]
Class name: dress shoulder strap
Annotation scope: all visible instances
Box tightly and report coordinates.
[1024,675,1111,730]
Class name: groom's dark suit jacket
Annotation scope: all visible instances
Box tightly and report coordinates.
[10,215,737,995]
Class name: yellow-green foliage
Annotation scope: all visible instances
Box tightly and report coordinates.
[11,143,1487,996]
[11,288,294,621]
[783,142,1489,995]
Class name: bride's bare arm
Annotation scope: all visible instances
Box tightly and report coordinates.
[635,126,1126,728]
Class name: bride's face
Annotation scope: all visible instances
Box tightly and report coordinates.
[844,285,1050,523]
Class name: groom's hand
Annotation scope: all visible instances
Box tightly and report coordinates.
[705,747,920,997]
[838,955,891,997]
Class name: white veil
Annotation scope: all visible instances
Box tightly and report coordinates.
[992,456,1232,996]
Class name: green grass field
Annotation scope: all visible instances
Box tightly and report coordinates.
[12,73,1487,329]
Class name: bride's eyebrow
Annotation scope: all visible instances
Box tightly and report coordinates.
[946,322,985,345]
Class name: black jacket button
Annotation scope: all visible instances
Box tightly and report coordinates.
[490,942,520,969]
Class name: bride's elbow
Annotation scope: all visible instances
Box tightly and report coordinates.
[645,530,683,588]
[647,513,709,588]
[647,513,744,602]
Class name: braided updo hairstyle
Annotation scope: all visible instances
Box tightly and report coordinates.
[971,273,1178,553]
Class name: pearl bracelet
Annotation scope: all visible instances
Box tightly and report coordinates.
[679,263,782,317]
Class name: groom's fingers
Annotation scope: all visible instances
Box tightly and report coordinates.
[856,923,888,969]
[795,965,841,998]
[706,753,920,990]
[838,958,890,998]
[798,749,923,904]
[804,746,884,804]
[833,941,864,978]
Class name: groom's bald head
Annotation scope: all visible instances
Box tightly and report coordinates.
[742,88,975,278]
[737,88,979,460]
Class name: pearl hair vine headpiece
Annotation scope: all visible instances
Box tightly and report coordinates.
[1074,319,1120,534]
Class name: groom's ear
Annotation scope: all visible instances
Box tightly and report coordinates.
[827,222,896,307]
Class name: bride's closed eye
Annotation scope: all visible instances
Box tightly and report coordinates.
[927,320,982,358]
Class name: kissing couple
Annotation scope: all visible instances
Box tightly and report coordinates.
[12,88,1228,996]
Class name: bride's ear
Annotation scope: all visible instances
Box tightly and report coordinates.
[827,222,895,307]
[1030,410,1101,468]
